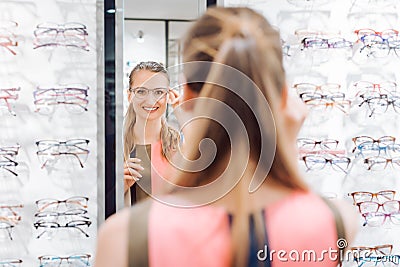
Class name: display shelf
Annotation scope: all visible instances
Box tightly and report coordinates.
[0,0,102,265]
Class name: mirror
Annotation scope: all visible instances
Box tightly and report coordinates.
[122,0,202,206]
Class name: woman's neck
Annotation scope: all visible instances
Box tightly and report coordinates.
[134,119,162,145]
[213,161,295,214]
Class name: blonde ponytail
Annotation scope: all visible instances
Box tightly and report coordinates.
[123,102,136,160]
[160,118,180,158]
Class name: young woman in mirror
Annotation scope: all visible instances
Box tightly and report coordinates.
[123,61,180,205]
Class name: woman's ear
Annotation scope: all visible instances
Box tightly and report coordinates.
[127,90,133,103]
[279,84,308,139]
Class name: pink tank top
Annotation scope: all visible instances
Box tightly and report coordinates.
[147,191,339,267]
[149,140,172,195]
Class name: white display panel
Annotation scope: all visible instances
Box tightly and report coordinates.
[0,0,101,265]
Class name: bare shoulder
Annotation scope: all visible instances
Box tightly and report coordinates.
[94,208,131,267]
[98,207,131,237]
[329,199,359,246]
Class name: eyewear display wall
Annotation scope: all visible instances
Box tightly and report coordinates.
[0,0,102,265]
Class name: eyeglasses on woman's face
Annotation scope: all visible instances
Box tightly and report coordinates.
[129,87,169,100]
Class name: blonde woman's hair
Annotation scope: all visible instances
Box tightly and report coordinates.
[123,61,179,160]
[175,7,308,265]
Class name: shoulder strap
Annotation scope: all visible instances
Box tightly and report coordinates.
[320,197,346,265]
[248,210,271,267]
[128,200,152,267]
[321,197,346,242]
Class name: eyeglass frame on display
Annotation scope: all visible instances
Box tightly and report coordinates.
[0,21,18,56]
[0,144,20,158]
[362,210,400,226]
[358,39,400,58]
[355,28,399,41]
[0,33,18,55]
[34,208,89,220]
[0,87,20,116]
[356,90,398,106]
[0,258,22,266]
[301,154,351,173]
[301,37,353,50]
[33,84,89,114]
[297,137,339,150]
[356,31,399,49]
[352,254,400,266]
[35,196,88,212]
[33,22,89,51]
[349,190,396,204]
[352,135,396,153]
[0,155,18,176]
[35,139,90,168]
[350,244,393,257]
[353,142,400,159]
[33,218,92,238]
[363,156,400,171]
[38,254,91,267]
[293,83,342,94]
[299,91,345,102]
[358,94,400,117]
[0,204,23,225]
[352,81,397,96]
[304,99,351,114]
[0,220,14,240]
[356,200,400,214]
[297,138,346,158]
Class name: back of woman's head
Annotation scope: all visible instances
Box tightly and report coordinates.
[177,7,307,191]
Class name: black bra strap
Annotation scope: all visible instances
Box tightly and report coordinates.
[260,210,271,267]
[248,209,271,267]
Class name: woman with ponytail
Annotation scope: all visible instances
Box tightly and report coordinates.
[96,8,358,267]
[123,61,180,205]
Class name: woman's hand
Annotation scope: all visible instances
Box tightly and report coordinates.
[168,89,181,109]
[124,158,144,193]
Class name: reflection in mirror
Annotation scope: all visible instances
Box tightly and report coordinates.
[121,0,201,206]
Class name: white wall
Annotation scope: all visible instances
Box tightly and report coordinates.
[125,0,202,20]
[124,20,166,66]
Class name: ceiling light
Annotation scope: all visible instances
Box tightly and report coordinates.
[136,30,144,43]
